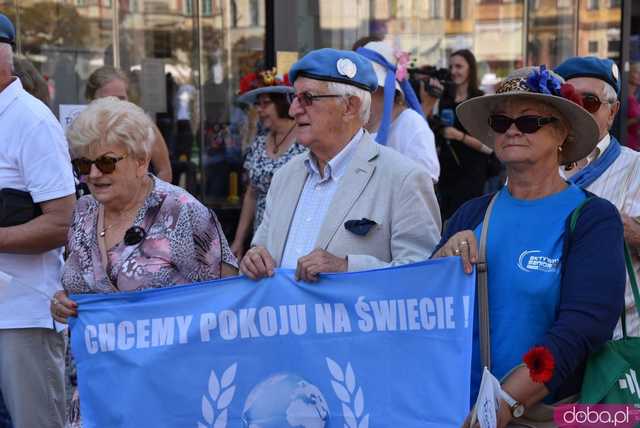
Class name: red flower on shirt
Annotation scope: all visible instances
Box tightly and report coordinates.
[523,346,555,383]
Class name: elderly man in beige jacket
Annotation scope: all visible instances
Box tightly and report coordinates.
[240,48,441,282]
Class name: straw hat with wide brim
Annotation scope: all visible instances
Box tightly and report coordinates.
[236,86,294,105]
[456,66,599,165]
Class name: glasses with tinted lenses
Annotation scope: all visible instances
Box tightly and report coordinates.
[287,91,342,107]
[72,154,128,175]
[581,94,607,114]
[488,115,558,134]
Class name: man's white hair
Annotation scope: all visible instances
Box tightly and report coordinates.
[327,81,371,124]
[0,43,13,72]
[602,81,618,105]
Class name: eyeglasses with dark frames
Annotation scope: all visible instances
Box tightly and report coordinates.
[72,154,128,175]
[287,91,343,107]
[488,115,558,134]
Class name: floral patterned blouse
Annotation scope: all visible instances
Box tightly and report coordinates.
[244,133,306,231]
[62,176,237,294]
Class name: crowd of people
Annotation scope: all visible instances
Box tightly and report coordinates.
[0,10,639,428]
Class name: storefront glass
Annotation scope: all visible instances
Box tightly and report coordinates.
[0,0,625,219]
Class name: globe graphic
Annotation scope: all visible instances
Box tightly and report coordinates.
[241,373,330,428]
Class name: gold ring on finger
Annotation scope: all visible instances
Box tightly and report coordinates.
[454,248,460,255]
[460,240,468,246]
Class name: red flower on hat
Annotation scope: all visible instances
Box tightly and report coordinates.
[238,68,291,95]
[559,83,584,108]
[239,72,258,94]
[523,346,555,383]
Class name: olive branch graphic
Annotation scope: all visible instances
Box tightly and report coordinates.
[198,363,237,428]
[326,358,369,428]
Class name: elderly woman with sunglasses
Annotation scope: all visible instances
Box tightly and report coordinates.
[432,67,625,427]
[51,97,237,318]
[51,98,237,426]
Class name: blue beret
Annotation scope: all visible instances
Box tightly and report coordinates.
[289,48,378,92]
[0,14,15,46]
[555,56,621,96]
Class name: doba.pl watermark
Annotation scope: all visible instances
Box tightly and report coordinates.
[554,404,640,427]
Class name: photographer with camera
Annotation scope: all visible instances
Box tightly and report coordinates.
[422,49,496,220]
[356,41,440,183]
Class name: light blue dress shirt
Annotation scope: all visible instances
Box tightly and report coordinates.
[280,130,364,268]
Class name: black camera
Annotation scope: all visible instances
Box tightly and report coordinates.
[408,66,452,101]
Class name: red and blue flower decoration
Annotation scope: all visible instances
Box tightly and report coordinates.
[525,65,584,109]
[239,68,290,95]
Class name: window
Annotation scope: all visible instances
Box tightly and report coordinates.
[608,39,621,53]
[557,0,572,8]
[203,0,212,16]
[449,0,463,20]
[430,0,442,18]
[231,0,238,28]
[588,40,598,53]
[185,0,193,15]
[587,0,599,10]
[608,0,621,7]
[250,0,259,26]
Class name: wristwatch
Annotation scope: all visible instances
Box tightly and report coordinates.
[500,389,525,418]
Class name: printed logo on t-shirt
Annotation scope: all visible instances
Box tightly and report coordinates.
[517,250,560,273]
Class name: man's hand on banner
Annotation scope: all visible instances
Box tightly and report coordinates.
[295,249,347,282]
[50,290,78,324]
[433,230,478,274]
[239,246,276,280]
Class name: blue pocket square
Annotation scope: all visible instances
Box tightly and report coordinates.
[344,218,377,236]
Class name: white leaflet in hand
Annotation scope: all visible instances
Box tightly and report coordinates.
[471,366,502,428]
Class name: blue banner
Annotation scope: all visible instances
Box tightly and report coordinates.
[69,258,475,428]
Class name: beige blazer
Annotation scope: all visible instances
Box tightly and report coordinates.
[252,132,442,272]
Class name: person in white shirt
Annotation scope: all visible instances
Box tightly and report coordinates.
[0,13,76,428]
[239,48,441,282]
[556,56,640,338]
[356,41,440,183]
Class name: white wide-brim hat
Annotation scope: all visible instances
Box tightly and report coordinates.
[236,86,294,105]
[456,66,599,165]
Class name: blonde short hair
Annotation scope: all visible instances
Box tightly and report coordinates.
[66,97,154,160]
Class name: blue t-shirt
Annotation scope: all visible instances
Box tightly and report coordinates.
[469,184,586,400]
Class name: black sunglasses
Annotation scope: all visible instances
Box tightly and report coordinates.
[488,115,558,134]
[287,91,342,107]
[72,154,128,175]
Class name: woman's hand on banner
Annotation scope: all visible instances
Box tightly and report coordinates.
[50,290,78,323]
[433,230,478,274]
